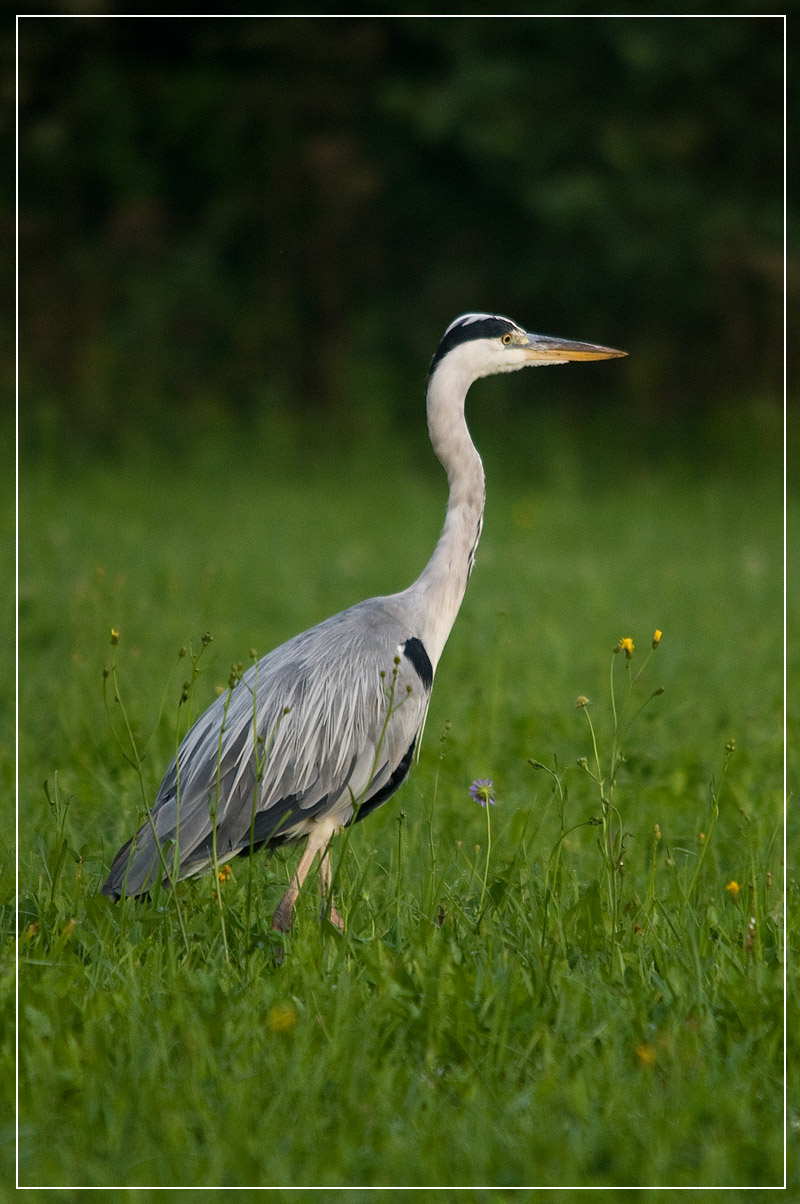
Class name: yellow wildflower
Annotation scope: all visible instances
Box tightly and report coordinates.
[652,629,663,648]
[268,1004,297,1033]
[619,637,635,659]
[726,880,740,899]
[636,1043,657,1066]
[218,864,231,883]
[110,628,120,645]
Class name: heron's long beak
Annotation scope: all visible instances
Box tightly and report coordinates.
[522,333,627,362]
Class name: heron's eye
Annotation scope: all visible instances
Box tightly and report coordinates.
[502,333,513,345]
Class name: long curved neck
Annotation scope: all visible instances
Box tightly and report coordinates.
[409,357,486,669]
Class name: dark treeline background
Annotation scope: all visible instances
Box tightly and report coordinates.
[18,16,786,451]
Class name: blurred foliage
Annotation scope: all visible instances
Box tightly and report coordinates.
[17,15,788,448]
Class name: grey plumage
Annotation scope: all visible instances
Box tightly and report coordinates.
[103,313,625,926]
[104,597,431,897]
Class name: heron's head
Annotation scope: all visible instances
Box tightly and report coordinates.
[429,313,626,384]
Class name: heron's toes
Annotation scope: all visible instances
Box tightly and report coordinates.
[271,899,295,932]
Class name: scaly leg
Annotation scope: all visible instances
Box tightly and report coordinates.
[318,845,345,932]
[271,838,319,932]
[270,820,344,933]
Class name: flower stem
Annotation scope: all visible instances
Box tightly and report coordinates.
[478,800,492,916]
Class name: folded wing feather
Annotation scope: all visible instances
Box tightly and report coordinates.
[103,596,432,897]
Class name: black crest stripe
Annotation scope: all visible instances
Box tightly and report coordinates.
[429,314,521,376]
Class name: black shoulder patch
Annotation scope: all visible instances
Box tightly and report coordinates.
[403,637,433,690]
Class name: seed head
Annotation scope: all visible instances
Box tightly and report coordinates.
[575,695,590,709]
[745,915,756,953]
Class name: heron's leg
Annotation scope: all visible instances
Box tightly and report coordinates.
[271,838,319,932]
[318,846,345,932]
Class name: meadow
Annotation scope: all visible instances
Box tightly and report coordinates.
[9,397,788,1193]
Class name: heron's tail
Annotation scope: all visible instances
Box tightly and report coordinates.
[101,826,166,899]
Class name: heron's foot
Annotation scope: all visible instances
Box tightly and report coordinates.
[323,901,345,932]
[271,892,296,933]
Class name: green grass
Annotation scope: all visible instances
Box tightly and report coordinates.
[10,406,787,1191]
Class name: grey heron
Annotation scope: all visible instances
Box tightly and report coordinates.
[103,313,625,931]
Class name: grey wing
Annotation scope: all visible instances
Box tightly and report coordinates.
[102,599,433,897]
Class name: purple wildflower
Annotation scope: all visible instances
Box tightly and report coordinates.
[469,778,496,807]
